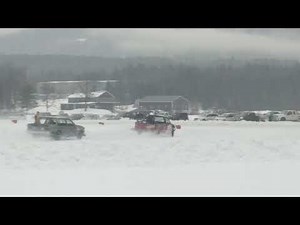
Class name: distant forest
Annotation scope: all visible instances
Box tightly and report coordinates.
[1,54,300,111]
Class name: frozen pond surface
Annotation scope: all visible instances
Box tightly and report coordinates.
[1,118,300,196]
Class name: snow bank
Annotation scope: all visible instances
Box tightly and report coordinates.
[67,108,113,115]
[65,108,115,120]
[114,104,137,113]
[26,98,115,120]
[27,99,68,115]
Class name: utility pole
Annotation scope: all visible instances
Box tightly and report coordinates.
[77,76,90,112]
[85,80,88,112]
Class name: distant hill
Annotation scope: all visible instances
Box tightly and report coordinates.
[0,54,298,82]
[0,54,184,81]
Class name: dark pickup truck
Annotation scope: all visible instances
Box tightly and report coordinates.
[27,116,86,140]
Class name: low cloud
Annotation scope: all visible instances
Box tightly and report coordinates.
[0,29,25,37]
[0,28,300,59]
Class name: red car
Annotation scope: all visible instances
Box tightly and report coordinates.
[134,114,181,137]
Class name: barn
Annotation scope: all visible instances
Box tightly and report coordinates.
[137,96,190,114]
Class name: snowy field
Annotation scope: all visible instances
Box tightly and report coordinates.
[1,118,300,196]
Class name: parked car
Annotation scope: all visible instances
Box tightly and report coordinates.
[105,114,122,120]
[256,112,269,122]
[202,113,220,121]
[27,116,86,140]
[171,113,189,121]
[271,110,300,121]
[219,113,241,121]
[242,112,261,122]
[151,110,172,118]
[123,109,149,120]
[267,111,281,121]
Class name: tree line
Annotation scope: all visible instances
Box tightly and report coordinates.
[2,56,300,111]
[0,63,35,110]
[109,62,300,111]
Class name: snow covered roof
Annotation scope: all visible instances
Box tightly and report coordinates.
[68,91,113,99]
[62,102,96,105]
[68,93,86,98]
[38,80,119,84]
[139,96,189,103]
[90,91,107,98]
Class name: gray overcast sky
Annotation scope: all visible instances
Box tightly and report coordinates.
[0,28,300,59]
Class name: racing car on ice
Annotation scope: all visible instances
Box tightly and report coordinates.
[134,114,181,137]
[27,116,86,140]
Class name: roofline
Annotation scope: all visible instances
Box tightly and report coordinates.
[68,91,115,98]
[38,80,119,84]
[40,116,70,119]
[96,102,120,103]
[139,100,174,103]
[178,96,190,103]
[62,101,120,104]
[138,96,190,103]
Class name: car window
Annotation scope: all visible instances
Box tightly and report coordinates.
[154,117,165,123]
[66,119,74,125]
[57,119,67,125]
[40,118,47,124]
[48,119,56,125]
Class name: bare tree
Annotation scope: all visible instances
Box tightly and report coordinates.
[18,83,36,110]
[0,63,27,110]
[40,83,55,112]
[77,80,93,112]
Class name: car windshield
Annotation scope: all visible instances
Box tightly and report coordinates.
[66,119,74,125]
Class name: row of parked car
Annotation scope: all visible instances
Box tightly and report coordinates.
[115,108,300,122]
[195,110,300,122]
[30,108,300,123]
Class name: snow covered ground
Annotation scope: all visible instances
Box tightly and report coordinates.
[1,118,300,196]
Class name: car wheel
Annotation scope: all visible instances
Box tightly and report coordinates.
[52,130,62,140]
[280,117,286,121]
